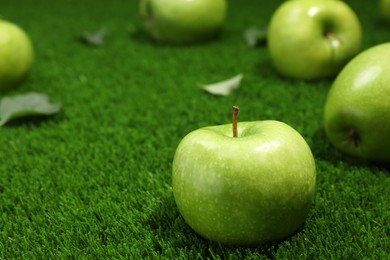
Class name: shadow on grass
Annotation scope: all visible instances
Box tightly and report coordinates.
[252,56,336,88]
[129,27,156,46]
[129,26,231,49]
[311,127,389,172]
[1,113,64,128]
[145,193,300,258]
[310,128,345,166]
[373,18,390,31]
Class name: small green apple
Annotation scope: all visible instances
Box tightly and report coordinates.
[172,107,316,245]
[268,0,362,80]
[0,19,34,92]
[324,43,390,163]
[139,0,227,44]
[381,0,390,23]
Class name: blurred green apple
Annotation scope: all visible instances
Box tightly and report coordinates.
[268,0,362,80]
[0,19,34,92]
[381,0,390,23]
[172,108,316,245]
[324,43,390,163]
[139,0,227,44]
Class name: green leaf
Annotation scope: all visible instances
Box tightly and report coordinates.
[0,92,61,126]
[80,28,107,47]
[201,74,244,96]
[244,26,267,48]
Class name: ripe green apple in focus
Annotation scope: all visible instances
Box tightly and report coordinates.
[324,43,390,163]
[0,19,34,92]
[139,0,227,44]
[381,0,390,23]
[268,0,362,80]
[172,109,316,245]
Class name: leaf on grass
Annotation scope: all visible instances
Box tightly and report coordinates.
[244,26,267,48]
[201,74,243,96]
[80,28,107,47]
[0,92,61,126]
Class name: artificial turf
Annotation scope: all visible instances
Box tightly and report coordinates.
[0,0,389,258]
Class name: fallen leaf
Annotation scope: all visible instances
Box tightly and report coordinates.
[80,28,107,47]
[0,92,61,126]
[244,26,267,48]
[201,74,243,96]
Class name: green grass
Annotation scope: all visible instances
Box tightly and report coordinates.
[0,0,389,258]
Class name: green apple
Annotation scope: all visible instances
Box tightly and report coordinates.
[139,0,227,44]
[0,19,34,92]
[381,0,390,23]
[268,0,362,80]
[172,107,316,245]
[324,43,390,163]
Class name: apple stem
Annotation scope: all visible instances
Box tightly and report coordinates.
[232,106,239,138]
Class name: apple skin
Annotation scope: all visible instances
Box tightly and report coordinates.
[268,0,362,80]
[381,0,390,23]
[172,121,316,245]
[0,19,34,92]
[324,43,390,163]
[139,0,227,44]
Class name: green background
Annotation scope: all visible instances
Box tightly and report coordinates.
[1,0,389,258]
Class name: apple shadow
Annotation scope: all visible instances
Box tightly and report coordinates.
[253,58,281,80]
[252,58,336,87]
[373,17,390,30]
[310,127,390,171]
[130,26,231,48]
[145,193,309,258]
[129,27,158,46]
[310,128,344,165]
[310,127,374,168]
[144,194,207,255]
